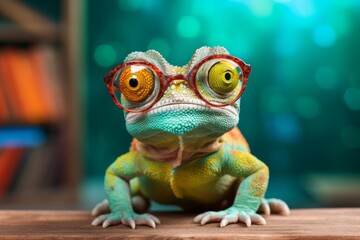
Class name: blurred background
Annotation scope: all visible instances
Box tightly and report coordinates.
[0,0,359,210]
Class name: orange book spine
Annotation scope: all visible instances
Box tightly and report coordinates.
[28,47,58,122]
[0,80,10,124]
[0,148,23,197]
[0,49,25,122]
[7,49,47,123]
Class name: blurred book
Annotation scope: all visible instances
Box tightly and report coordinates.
[0,126,46,148]
[0,147,24,198]
[0,79,10,124]
[0,45,64,124]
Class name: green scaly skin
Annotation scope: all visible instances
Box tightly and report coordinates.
[91,47,290,229]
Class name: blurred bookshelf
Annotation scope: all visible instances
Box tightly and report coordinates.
[0,0,84,209]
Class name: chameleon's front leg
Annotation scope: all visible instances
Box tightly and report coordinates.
[194,150,270,228]
[91,152,160,229]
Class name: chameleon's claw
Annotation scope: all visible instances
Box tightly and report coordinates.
[103,218,122,228]
[249,213,266,225]
[238,212,251,227]
[136,217,156,229]
[220,214,238,228]
[92,212,160,229]
[121,218,136,229]
[200,214,212,225]
[149,215,161,225]
[91,215,106,226]
[194,207,266,228]
[193,213,206,223]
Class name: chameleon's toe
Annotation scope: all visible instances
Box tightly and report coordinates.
[91,199,109,217]
[219,213,238,228]
[257,198,290,216]
[257,199,271,215]
[194,207,266,228]
[103,218,122,228]
[91,212,160,229]
[91,214,109,226]
[267,198,290,215]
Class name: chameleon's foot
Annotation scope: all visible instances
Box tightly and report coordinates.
[91,211,161,229]
[91,196,150,217]
[194,206,266,228]
[257,198,290,216]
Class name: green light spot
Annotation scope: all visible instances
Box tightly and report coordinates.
[118,0,141,11]
[344,88,360,111]
[295,96,320,119]
[340,125,360,149]
[293,0,315,17]
[192,0,216,17]
[249,0,273,17]
[315,66,338,89]
[332,13,351,36]
[313,24,337,48]
[147,38,170,57]
[94,44,117,67]
[177,16,201,38]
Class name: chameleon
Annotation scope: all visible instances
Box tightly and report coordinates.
[91,46,290,229]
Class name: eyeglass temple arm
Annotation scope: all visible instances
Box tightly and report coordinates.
[104,75,112,85]
[243,64,252,76]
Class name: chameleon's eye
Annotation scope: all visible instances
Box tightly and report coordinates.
[111,64,161,111]
[118,65,155,102]
[195,58,243,105]
[208,60,239,95]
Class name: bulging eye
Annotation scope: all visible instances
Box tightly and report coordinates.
[208,60,239,95]
[118,65,155,102]
[195,58,244,105]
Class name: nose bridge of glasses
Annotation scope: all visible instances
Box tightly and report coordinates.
[162,74,192,90]
[166,74,187,83]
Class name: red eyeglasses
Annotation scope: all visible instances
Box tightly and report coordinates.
[104,54,251,113]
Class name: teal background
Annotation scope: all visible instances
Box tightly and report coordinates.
[84,0,360,208]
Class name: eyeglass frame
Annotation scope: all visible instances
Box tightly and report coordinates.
[104,54,252,113]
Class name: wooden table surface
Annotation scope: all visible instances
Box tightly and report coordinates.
[0,209,359,239]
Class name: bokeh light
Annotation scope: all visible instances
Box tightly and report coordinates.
[248,0,274,17]
[313,24,337,48]
[177,16,201,38]
[118,0,142,11]
[93,44,118,67]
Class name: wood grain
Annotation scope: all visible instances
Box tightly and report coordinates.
[0,209,359,239]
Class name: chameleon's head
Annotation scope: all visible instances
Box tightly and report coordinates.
[104,46,251,147]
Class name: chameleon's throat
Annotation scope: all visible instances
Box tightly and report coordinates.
[135,136,223,168]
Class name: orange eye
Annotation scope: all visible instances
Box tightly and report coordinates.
[118,66,155,102]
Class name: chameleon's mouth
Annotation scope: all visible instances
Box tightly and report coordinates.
[125,98,239,123]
